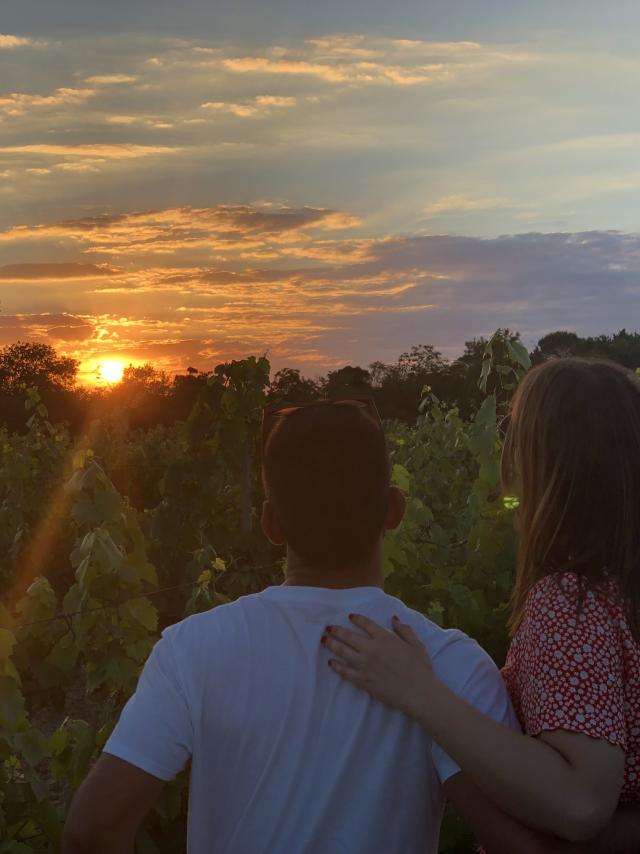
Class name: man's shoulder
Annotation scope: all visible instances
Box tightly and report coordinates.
[384,594,505,695]
[161,590,266,644]
[383,593,479,658]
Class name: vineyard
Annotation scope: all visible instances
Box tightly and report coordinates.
[0,334,530,853]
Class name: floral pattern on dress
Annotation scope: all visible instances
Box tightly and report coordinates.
[502,572,639,802]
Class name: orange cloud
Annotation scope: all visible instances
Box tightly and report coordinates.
[0,87,95,116]
[223,56,347,81]
[0,262,120,279]
[0,34,40,48]
[47,324,95,341]
[0,144,180,160]
[201,95,297,117]
[0,205,362,261]
[217,36,493,87]
[105,115,138,124]
[84,74,137,85]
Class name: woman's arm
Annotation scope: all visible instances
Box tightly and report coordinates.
[445,773,640,854]
[417,674,623,841]
[324,616,625,841]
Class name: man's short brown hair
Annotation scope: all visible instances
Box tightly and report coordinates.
[262,403,391,568]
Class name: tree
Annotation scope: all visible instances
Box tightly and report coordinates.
[531,331,586,363]
[120,364,171,395]
[368,361,389,388]
[171,367,211,421]
[369,346,452,423]
[267,368,320,404]
[397,344,447,378]
[450,329,525,416]
[322,366,372,398]
[106,363,173,430]
[601,329,640,369]
[532,329,640,369]
[0,341,78,393]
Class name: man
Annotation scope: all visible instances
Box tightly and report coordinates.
[62,400,637,853]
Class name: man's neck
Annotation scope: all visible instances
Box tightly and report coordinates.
[283,553,384,590]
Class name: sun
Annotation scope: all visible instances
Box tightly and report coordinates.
[98,359,125,384]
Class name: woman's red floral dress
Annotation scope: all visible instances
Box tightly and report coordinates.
[502,571,640,803]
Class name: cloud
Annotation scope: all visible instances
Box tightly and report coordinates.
[304,35,382,58]
[0,34,40,48]
[0,87,95,116]
[201,95,296,117]
[0,144,181,160]
[0,262,120,279]
[47,324,95,341]
[214,35,531,88]
[0,205,362,257]
[223,56,347,81]
[2,31,640,376]
[54,161,102,173]
[5,229,640,377]
[423,194,523,216]
[222,55,445,86]
[0,314,96,346]
[84,74,137,85]
[0,313,91,328]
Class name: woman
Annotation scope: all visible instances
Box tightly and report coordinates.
[322,358,640,846]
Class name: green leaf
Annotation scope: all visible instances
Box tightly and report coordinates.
[32,800,62,844]
[128,557,158,586]
[478,355,492,392]
[506,338,532,372]
[474,394,497,431]
[68,720,96,786]
[49,726,70,756]
[63,584,82,614]
[94,488,122,522]
[426,600,444,626]
[0,842,36,853]
[0,676,25,730]
[13,729,47,767]
[0,659,21,684]
[392,464,411,492]
[75,555,95,588]
[46,639,79,673]
[0,604,13,631]
[71,493,98,526]
[125,597,158,632]
[126,639,152,662]
[94,530,124,570]
[0,628,16,663]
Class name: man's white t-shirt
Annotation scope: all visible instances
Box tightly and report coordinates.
[105,585,517,854]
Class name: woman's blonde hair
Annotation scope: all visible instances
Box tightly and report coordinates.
[501,357,640,640]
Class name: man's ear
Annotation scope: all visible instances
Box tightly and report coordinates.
[384,486,406,531]
[261,500,287,546]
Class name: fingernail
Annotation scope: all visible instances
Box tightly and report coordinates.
[325,625,332,633]
[348,613,355,620]
[320,635,327,645]
[392,615,399,622]
[328,659,334,668]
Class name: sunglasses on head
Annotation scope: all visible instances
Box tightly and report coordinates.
[261,396,382,454]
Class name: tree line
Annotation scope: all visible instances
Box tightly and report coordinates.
[1,329,640,433]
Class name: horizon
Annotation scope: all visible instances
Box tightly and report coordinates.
[1,1,639,382]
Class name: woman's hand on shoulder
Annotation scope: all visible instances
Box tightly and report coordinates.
[322,614,434,718]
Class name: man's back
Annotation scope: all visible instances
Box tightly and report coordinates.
[105,585,515,854]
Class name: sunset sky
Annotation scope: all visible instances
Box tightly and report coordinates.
[1,1,639,383]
